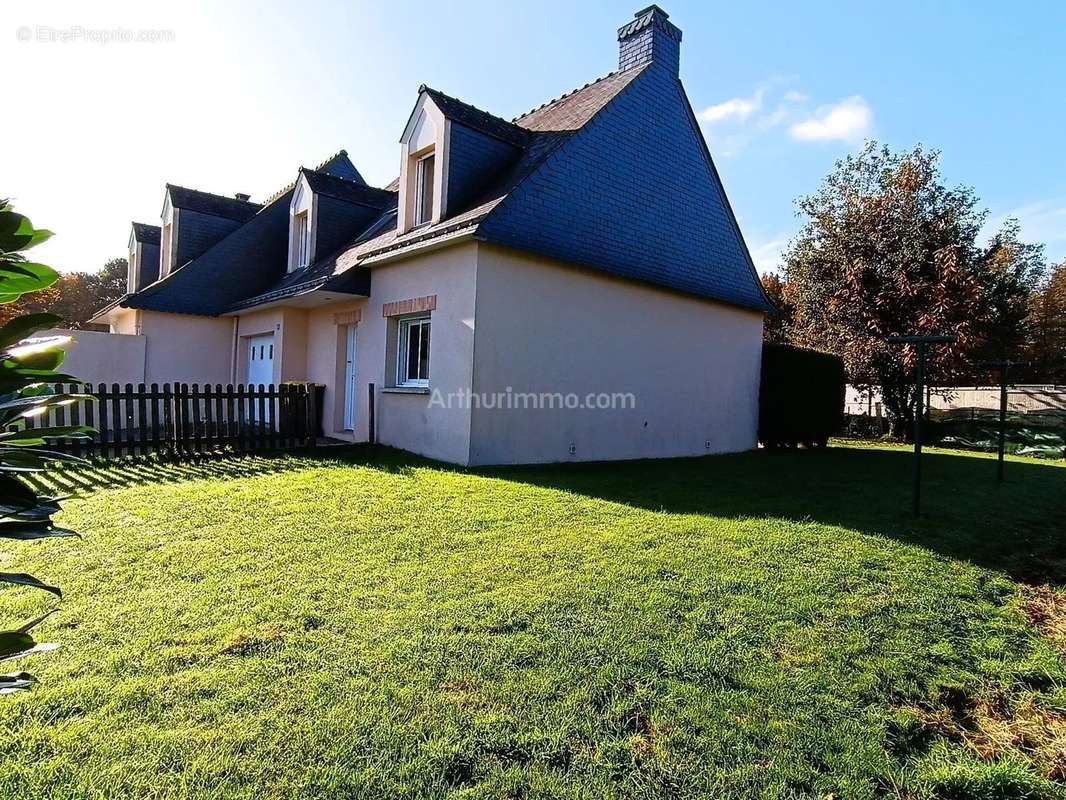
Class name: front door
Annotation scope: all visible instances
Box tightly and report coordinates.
[343,325,357,430]
[247,334,274,423]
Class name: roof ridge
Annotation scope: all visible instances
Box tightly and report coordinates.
[313,148,348,172]
[300,165,394,193]
[261,149,354,206]
[165,183,261,206]
[421,85,523,131]
[512,68,631,123]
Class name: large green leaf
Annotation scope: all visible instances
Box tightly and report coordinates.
[0,522,75,540]
[2,348,66,374]
[0,643,58,664]
[16,610,56,634]
[0,210,35,252]
[0,373,82,395]
[0,262,59,298]
[0,425,92,447]
[0,632,34,660]
[0,573,61,598]
[0,313,63,349]
[0,472,40,506]
[0,672,37,694]
[0,446,88,470]
[0,395,90,429]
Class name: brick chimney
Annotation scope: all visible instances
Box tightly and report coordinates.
[617,5,682,75]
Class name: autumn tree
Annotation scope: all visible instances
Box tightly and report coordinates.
[783,142,1041,436]
[0,257,127,329]
[760,273,793,344]
[1026,261,1066,382]
[968,220,1046,371]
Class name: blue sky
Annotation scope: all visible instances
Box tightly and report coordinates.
[6,0,1065,275]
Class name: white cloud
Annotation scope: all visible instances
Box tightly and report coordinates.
[758,107,790,129]
[789,96,873,143]
[748,235,790,275]
[984,199,1066,263]
[699,89,764,124]
[783,90,809,103]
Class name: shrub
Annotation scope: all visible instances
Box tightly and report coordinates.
[759,343,845,448]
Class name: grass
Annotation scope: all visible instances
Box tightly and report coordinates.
[0,442,1064,799]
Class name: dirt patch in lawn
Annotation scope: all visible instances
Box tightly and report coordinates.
[1019,584,1066,656]
[895,684,1066,780]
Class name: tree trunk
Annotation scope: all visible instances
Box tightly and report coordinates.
[882,380,917,442]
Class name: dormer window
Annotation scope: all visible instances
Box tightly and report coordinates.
[127,240,139,293]
[160,222,174,276]
[413,152,436,226]
[288,173,316,272]
[293,210,311,269]
[159,191,176,278]
[398,95,448,234]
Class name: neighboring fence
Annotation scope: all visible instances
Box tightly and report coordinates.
[22,383,318,458]
[845,384,1066,417]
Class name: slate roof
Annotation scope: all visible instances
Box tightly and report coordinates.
[420,87,529,148]
[107,53,770,318]
[300,168,395,209]
[166,185,261,222]
[131,222,160,245]
[514,65,648,131]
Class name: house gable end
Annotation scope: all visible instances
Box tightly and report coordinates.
[478,66,769,312]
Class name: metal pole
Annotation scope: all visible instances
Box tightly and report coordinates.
[886,335,957,518]
[913,343,926,517]
[997,362,1009,482]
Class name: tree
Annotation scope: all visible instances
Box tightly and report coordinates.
[783,142,1039,437]
[760,273,793,344]
[0,257,127,330]
[968,219,1046,371]
[1026,261,1066,382]
[0,199,91,693]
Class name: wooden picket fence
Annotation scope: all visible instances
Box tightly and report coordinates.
[22,383,319,458]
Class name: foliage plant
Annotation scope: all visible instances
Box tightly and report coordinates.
[759,343,846,447]
[782,143,1046,437]
[0,199,90,693]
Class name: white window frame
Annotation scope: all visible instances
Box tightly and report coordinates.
[160,222,173,277]
[127,242,139,293]
[413,152,435,227]
[396,315,431,388]
[293,210,311,270]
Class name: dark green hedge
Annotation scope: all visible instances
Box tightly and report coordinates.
[759,344,846,447]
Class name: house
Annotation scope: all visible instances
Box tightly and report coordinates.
[91,5,771,466]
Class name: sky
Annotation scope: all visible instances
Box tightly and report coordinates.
[4,0,1065,276]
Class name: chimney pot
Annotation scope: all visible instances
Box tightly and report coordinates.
[617,5,682,75]
[234,192,251,202]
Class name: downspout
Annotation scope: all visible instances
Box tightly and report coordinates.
[139,310,147,383]
[230,317,239,384]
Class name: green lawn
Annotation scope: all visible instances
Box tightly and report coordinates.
[1,443,1064,799]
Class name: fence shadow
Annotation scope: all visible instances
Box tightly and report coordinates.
[22,443,1066,585]
[25,451,322,497]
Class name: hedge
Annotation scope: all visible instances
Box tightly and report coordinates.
[759,343,846,447]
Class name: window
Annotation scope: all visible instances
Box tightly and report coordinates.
[127,247,138,293]
[396,316,431,387]
[292,210,311,270]
[160,223,173,276]
[413,153,435,226]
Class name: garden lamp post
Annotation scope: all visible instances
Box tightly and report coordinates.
[886,334,958,516]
